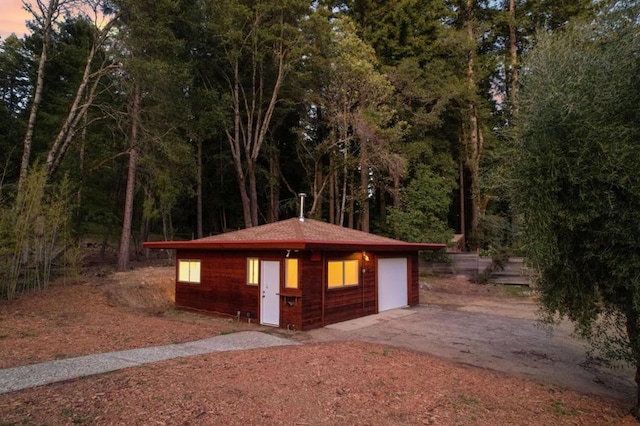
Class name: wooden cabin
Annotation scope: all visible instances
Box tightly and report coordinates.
[143,218,445,330]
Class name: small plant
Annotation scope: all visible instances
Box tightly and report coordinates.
[471,249,510,284]
[551,399,579,416]
[499,284,533,298]
[368,348,393,357]
[62,244,84,284]
[60,407,88,425]
[457,393,479,405]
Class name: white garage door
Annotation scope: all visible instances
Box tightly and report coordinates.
[378,258,408,312]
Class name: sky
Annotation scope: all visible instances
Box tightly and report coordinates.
[0,0,31,40]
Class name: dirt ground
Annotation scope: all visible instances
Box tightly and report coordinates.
[0,267,638,425]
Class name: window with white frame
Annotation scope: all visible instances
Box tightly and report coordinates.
[247,258,259,286]
[178,260,201,284]
[327,259,359,288]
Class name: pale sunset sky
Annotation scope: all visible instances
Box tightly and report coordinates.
[0,0,32,40]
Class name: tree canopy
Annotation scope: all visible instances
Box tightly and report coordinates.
[514,3,640,412]
[0,0,599,293]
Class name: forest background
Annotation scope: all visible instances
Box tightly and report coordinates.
[0,0,607,296]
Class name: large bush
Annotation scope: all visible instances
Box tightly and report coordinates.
[513,5,640,412]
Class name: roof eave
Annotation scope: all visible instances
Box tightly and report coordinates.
[142,241,309,250]
[143,240,446,252]
[304,241,445,251]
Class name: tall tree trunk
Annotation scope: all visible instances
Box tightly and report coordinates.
[227,60,253,228]
[42,12,118,182]
[141,188,151,259]
[308,160,327,219]
[466,107,483,238]
[18,7,119,185]
[348,175,354,229]
[459,159,466,239]
[464,0,485,241]
[220,207,227,233]
[360,140,369,232]
[391,175,401,208]
[508,0,519,117]
[196,139,203,238]
[378,186,386,223]
[248,159,259,226]
[162,212,170,241]
[225,18,288,228]
[18,0,57,191]
[231,160,252,228]
[117,87,141,272]
[267,142,280,223]
[329,154,336,224]
[339,149,348,227]
[248,40,286,226]
[77,107,87,209]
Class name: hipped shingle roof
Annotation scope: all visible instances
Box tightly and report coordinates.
[144,218,445,252]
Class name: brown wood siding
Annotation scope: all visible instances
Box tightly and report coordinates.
[175,250,262,320]
[280,295,302,330]
[303,251,378,329]
[301,256,323,330]
[323,271,377,325]
[409,252,419,306]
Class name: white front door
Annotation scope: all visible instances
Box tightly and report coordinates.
[260,260,280,326]
[378,258,408,312]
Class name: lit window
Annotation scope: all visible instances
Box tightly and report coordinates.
[285,258,299,289]
[178,260,201,284]
[247,258,259,286]
[327,260,359,288]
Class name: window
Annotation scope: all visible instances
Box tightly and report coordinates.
[327,260,359,288]
[285,258,299,289]
[178,260,201,284]
[247,258,259,286]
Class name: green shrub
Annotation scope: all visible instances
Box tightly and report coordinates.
[0,166,75,299]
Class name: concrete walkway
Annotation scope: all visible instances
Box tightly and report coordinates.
[0,331,299,395]
[324,307,417,331]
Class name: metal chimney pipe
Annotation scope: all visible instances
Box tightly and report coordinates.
[298,193,307,222]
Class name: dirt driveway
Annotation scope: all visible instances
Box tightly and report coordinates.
[309,284,636,404]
